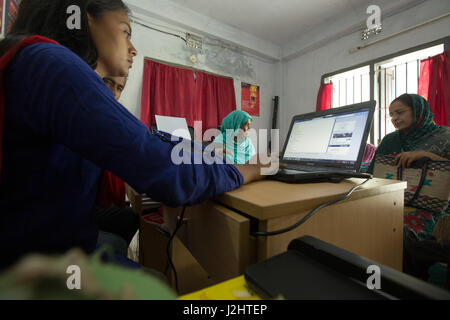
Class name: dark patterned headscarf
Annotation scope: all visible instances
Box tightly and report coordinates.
[397,94,439,151]
[367,94,441,174]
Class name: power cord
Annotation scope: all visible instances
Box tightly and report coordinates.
[252,178,371,237]
[165,206,186,294]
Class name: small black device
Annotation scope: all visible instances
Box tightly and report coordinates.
[244,236,450,300]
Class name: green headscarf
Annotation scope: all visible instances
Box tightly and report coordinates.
[214,110,255,164]
[368,94,439,173]
[220,110,253,135]
[399,94,439,151]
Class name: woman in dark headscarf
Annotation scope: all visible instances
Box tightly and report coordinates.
[368,93,449,174]
[368,94,450,284]
[369,93,449,237]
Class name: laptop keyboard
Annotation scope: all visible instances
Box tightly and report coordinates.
[284,164,337,172]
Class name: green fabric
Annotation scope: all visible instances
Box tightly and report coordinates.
[368,94,440,174]
[0,248,177,300]
[428,263,447,288]
[214,110,256,164]
[404,206,449,241]
[401,94,440,151]
[220,110,253,135]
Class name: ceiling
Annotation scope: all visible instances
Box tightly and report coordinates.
[168,0,421,45]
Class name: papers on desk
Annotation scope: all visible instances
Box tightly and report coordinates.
[155,115,191,140]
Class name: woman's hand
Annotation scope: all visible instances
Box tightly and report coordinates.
[395,151,447,168]
[234,153,280,184]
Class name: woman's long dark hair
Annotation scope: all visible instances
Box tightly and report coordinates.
[0,0,130,69]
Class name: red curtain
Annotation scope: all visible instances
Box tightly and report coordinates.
[418,50,450,126]
[96,171,126,209]
[316,82,333,111]
[140,60,196,129]
[140,59,236,140]
[195,71,236,138]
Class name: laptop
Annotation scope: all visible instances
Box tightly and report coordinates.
[271,101,376,183]
[155,115,191,140]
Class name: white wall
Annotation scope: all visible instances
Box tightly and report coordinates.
[120,2,282,139]
[120,0,449,148]
[280,0,450,145]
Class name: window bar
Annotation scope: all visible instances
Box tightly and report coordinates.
[345,78,348,105]
[417,59,420,88]
[338,79,341,107]
[361,74,363,103]
[384,68,387,139]
[378,67,383,145]
[406,62,408,93]
[394,65,397,98]
[353,75,355,104]
[378,68,383,145]
[370,65,375,145]
[331,83,334,108]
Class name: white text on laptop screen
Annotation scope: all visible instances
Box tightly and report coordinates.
[283,110,369,165]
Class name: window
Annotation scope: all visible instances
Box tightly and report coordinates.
[322,38,447,146]
[325,66,371,109]
[374,44,443,145]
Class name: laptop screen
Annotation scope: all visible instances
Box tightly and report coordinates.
[282,108,371,167]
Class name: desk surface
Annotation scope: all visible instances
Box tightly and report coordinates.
[216,178,406,220]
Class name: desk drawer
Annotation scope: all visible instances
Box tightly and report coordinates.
[165,201,251,283]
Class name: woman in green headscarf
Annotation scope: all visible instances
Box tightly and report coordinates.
[369,93,450,239]
[213,110,256,164]
[374,94,450,285]
[368,93,449,174]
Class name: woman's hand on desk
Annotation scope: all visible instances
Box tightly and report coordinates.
[234,153,279,184]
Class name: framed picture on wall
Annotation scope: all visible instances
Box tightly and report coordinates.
[241,82,260,117]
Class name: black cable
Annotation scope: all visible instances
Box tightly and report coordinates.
[166,206,186,294]
[252,178,371,237]
[131,19,187,44]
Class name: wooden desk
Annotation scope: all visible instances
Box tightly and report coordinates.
[179,275,261,300]
[164,178,406,286]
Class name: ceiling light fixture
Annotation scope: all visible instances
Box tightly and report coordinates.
[360,25,382,40]
[186,33,203,50]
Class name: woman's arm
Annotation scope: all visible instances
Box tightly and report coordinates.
[395,150,448,168]
[9,44,245,207]
[234,164,266,184]
[235,153,279,183]
[424,152,448,161]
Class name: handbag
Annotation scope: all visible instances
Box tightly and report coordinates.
[373,155,450,212]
